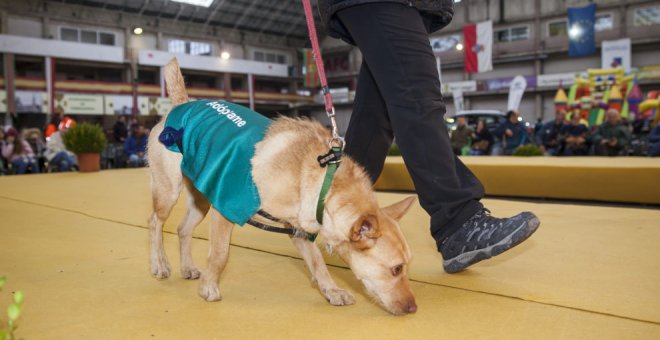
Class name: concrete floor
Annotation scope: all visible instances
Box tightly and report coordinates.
[1,169,659,339]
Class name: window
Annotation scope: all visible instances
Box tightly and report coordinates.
[60,27,78,42]
[59,27,116,46]
[81,30,97,44]
[595,14,613,31]
[430,34,461,52]
[252,50,288,64]
[495,26,529,42]
[634,5,660,26]
[548,20,567,37]
[167,40,212,56]
[99,32,115,46]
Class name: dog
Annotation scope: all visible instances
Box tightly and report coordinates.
[147,58,418,315]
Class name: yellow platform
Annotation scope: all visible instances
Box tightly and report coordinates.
[375,156,660,204]
[1,169,659,339]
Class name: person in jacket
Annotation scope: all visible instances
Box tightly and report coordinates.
[648,123,660,157]
[592,109,631,156]
[538,109,567,156]
[559,112,590,156]
[470,119,494,155]
[124,123,148,167]
[450,116,472,155]
[494,110,527,155]
[45,117,77,171]
[317,0,540,274]
[2,127,40,174]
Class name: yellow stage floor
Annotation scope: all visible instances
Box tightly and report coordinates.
[1,169,659,339]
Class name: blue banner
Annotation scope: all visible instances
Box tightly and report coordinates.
[568,3,596,57]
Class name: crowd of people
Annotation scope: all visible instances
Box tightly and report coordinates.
[1,115,150,175]
[450,108,660,157]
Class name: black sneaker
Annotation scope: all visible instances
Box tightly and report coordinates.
[439,209,540,273]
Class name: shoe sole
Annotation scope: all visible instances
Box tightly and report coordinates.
[443,215,541,273]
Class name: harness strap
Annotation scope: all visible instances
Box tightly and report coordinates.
[246,210,318,242]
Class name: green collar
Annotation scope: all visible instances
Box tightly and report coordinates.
[313,146,343,242]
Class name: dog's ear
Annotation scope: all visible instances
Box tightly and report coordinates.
[381,196,416,221]
[350,215,380,249]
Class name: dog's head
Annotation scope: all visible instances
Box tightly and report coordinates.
[323,192,417,315]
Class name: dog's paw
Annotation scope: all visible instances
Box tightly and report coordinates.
[150,258,171,280]
[198,283,222,302]
[323,288,356,306]
[181,266,201,280]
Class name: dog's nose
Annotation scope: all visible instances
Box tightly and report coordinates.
[407,299,417,314]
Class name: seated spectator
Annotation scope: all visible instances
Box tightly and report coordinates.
[25,128,48,173]
[0,128,7,174]
[450,116,472,155]
[124,123,148,167]
[45,117,78,171]
[593,109,631,156]
[113,115,128,144]
[44,117,60,141]
[494,110,527,155]
[538,109,567,156]
[560,113,589,156]
[648,123,660,157]
[469,119,494,155]
[2,127,40,174]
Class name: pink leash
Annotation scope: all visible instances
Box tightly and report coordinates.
[301,0,344,148]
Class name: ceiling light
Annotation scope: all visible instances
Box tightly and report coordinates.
[220,51,230,60]
[133,27,143,35]
[171,0,214,7]
[456,43,464,51]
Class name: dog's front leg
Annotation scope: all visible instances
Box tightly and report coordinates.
[291,237,355,306]
[198,208,234,302]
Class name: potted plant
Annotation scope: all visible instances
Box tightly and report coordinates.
[63,123,108,172]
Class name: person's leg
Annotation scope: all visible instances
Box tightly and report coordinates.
[337,3,483,240]
[337,3,539,272]
[344,61,393,183]
[52,151,72,171]
[12,158,28,174]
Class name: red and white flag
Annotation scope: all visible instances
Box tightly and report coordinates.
[463,20,493,73]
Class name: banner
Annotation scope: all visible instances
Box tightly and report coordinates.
[147,97,172,116]
[601,38,631,73]
[452,89,465,112]
[302,48,320,88]
[568,3,596,57]
[463,20,493,73]
[507,76,527,111]
[442,81,477,94]
[54,93,104,115]
[537,73,576,88]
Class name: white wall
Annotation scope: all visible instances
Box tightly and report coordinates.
[7,16,42,38]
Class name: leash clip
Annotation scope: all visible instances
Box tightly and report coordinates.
[317,146,343,168]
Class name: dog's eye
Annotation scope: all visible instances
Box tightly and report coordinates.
[391,264,404,276]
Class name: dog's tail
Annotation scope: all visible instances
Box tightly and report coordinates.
[164,58,189,107]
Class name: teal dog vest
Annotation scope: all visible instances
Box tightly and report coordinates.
[159,100,271,225]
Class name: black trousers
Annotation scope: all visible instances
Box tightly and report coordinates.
[337,3,485,244]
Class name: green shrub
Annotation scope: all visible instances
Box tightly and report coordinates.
[63,123,108,154]
[388,143,401,156]
[512,144,544,156]
[0,276,24,340]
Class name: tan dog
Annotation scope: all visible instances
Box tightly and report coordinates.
[147,58,417,315]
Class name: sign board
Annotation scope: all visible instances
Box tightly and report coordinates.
[54,93,104,115]
[442,81,477,94]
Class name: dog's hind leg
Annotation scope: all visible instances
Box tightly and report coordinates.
[177,178,210,280]
[199,208,234,302]
[148,151,183,280]
[291,237,355,306]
